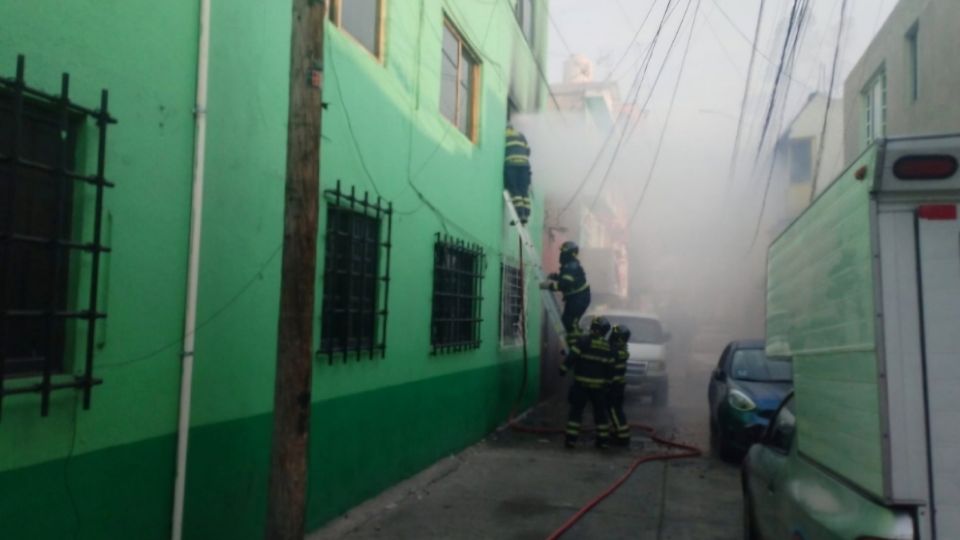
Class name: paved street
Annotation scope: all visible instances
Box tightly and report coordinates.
[310,354,742,540]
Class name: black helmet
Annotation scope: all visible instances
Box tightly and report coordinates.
[560,241,579,256]
[610,325,631,343]
[590,316,611,337]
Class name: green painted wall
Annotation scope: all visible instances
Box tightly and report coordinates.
[0,0,196,537]
[1,0,549,537]
[766,146,884,497]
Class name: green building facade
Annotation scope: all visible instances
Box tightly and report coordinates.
[0,0,549,537]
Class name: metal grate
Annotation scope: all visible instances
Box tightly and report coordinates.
[500,263,524,347]
[0,55,115,418]
[431,234,484,354]
[319,180,393,363]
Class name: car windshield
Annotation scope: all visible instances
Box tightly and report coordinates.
[730,349,792,382]
[604,316,663,343]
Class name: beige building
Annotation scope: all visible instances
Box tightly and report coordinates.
[844,0,960,162]
[777,93,844,217]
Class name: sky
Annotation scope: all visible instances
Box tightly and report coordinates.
[529,0,899,336]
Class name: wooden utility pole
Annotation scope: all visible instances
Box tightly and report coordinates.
[265,0,325,538]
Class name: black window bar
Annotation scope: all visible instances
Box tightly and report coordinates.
[431,234,485,355]
[318,180,393,364]
[0,55,116,418]
[500,262,523,347]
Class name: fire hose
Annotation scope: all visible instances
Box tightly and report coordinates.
[508,218,702,538]
[507,418,702,539]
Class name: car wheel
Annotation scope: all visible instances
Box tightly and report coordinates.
[742,484,759,540]
[714,425,739,462]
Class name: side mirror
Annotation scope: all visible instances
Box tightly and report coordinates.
[662,332,672,343]
[713,369,726,382]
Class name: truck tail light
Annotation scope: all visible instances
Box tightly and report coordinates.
[893,155,958,180]
[918,204,957,220]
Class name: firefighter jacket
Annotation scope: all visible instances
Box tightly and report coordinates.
[609,340,629,386]
[550,259,590,299]
[505,127,531,167]
[561,334,613,389]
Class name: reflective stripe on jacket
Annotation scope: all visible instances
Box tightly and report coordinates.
[561,335,613,388]
[505,128,530,166]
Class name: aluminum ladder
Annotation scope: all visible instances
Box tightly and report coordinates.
[503,190,569,353]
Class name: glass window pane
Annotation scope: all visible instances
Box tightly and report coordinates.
[440,25,459,124]
[341,0,380,55]
[459,52,476,135]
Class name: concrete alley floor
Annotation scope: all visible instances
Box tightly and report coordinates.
[309,357,742,540]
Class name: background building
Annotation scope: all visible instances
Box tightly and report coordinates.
[843,0,960,162]
[0,1,549,538]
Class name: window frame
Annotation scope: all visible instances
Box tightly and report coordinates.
[0,55,115,417]
[439,17,481,142]
[906,23,919,102]
[499,262,524,348]
[862,68,887,148]
[430,234,485,355]
[328,0,387,62]
[318,181,394,363]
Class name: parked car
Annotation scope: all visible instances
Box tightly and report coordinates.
[742,393,915,540]
[707,340,792,460]
[586,311,671,406]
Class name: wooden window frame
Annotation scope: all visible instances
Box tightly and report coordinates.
[441,17,481,142]
[328,0,387,62]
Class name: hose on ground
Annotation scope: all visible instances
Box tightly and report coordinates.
[507,418,702,539]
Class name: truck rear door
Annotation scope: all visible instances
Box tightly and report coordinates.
[917,202,960,538]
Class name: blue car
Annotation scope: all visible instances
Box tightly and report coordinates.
[707,340,792,460]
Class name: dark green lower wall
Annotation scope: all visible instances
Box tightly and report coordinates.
[0,433,176,540]
[0,359,537,539]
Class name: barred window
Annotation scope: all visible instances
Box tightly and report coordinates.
[319,182,393,363]
[431,235,484,354]
[0,55,115,416]
[500,263,524,347]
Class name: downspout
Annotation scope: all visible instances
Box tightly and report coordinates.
[172,0,211,538]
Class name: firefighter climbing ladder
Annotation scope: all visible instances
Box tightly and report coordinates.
[503,190,569,353]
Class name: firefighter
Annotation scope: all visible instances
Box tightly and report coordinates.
[608,325,632,447]
[504,124,532,225]
[560,316,614,449]
[540,241,591,345]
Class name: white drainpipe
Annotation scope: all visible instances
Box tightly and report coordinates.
[172,0,211,538]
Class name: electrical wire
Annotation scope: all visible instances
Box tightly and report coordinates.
[746,0,818,251]
[724,0,765,196]
[590,0,699,211]
[603,0,666,83]
[709,0,813,92]
[753,0,802,162]
[555,0,680,220]
[808,0,848,202]
[626,0,703,226]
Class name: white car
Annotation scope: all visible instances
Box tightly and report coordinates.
[587,310,671,406]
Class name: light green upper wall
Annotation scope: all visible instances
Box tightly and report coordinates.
[766,146,884,497]
[0,0,549,464]
[0,0,197,470]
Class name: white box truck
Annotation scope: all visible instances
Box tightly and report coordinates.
[761,134,960,539]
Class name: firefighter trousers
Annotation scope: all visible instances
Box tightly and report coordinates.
[566,383,610,447]
[607,383,630,444]
[561,290,591,345]
[504,165,532,224]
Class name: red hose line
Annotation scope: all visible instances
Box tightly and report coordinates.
[506,419,702,540]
